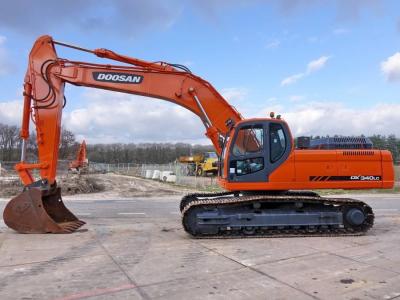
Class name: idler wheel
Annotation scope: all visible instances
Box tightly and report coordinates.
[345,208,365,226]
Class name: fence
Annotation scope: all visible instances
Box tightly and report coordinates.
[2,160,399,189]
[0,161,17,176]
[0,160,73,178]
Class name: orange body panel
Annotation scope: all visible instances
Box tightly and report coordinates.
[219,149,394,191]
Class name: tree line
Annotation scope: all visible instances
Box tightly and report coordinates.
[0,122,399,164]
[0,123,213,164]
[0,124,79,162]
[87,143,214,164]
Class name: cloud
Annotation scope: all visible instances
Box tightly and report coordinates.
[281,56,331,86]
[307,36,319,43]
[221,87,247,103]
[2,93,399,144]
[194,0,383,21]
[381,52,400,83]
[281,73,305,86]
[289,95,305,102]
[306,56,330,73]
[0,35,12,76]
[1,1,386,37]
[273,0,382,22]
[0,86,246,145]
[265,40,281,49]
[335,0,382,22]
[62,89,208,144]
[0,0,183,37]
[258,101,400,137]
[220,87,251,116]
[0,100,22,125]
[332,28,350,35]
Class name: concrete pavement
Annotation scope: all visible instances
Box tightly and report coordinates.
[0,194,399,299]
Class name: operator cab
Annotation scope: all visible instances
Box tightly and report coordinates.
[220,118,292,182]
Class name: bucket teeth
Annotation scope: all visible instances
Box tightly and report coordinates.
[3,187,86,234]
[59,221,86,233]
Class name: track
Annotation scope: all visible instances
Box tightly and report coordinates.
[181,191,374,238]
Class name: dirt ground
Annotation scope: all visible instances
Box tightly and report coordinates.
[0,176,23,198]
[1,167,398,200]
[0,173,196,200]
[63,173,196,200]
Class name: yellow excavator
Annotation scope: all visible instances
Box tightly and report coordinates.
[178,152,218,176]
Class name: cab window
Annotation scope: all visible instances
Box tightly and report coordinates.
[270,123,286,163]
[232,125,264,156]
[235,157,264,176]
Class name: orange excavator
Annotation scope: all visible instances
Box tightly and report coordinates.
[3,35,394,236]
[68,140,88,173]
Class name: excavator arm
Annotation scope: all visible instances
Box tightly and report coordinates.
[17,35,242,187]
[3,35,243,233]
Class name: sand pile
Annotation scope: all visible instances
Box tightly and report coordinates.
[0,175,105,198]
[1,173,194,200]
[0,178,23,197]
[58,175,105,195]
[0,167,10,177]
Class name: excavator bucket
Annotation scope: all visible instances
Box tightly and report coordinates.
[3,187,85,233]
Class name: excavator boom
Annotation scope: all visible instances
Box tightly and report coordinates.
[17,35,242,187]
[3,35,242,233]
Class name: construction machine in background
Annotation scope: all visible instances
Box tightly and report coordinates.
[178,151,218,176]
[3,35,394,236]
[68,140,89,174]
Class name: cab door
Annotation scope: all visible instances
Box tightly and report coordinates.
[227,121,292,183]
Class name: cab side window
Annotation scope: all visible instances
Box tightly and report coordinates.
[270,123,286,162]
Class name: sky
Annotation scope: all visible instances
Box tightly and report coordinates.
[0,0,399,144]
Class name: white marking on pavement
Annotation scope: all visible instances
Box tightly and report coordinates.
[76,213,92,216]
[118,212,146,215]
